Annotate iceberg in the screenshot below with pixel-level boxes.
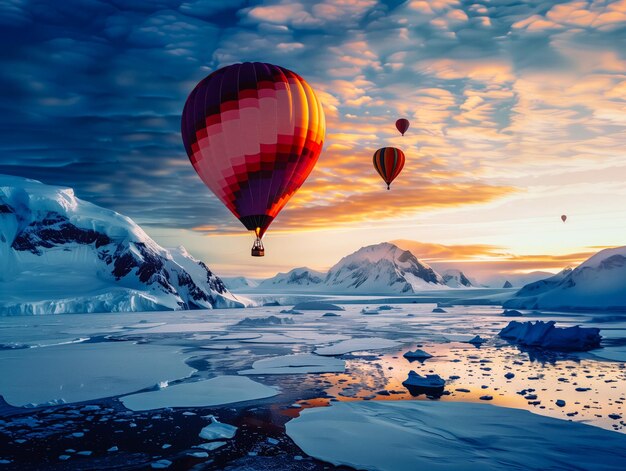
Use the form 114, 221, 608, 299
499, 321, 601, 351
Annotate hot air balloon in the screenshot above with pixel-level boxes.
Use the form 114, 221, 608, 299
561, 215, 567, 223
181, 62, 326, 257
395, 118, 410, 136
373, 147, 405, 190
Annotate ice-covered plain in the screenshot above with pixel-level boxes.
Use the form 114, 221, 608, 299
1, 299, 625, 469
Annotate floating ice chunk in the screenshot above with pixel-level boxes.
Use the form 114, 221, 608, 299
403, 349, 433, 360
322, 312, 340, 317
432, 308, 447, 313
236, 316, 294, 327
151, 460, 172, 469
238, 354, 345, 375
444, 334, 485, 344
502, 310, 523, 317
280, 309, 303, 315
196, 441, 227, 451
209, 333, 262, 341
315, 338, 401, 356
199, 417, 237, 441
188, 451, 209, 458
120, 376, 279, 411
292, 302, 344, 311
360, 307, 380, 315
0, 342, 194, 406
499, 321, 601, 351
402, 371, 445, 393
286, 401, 626, 471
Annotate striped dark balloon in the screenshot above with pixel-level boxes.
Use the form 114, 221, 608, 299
181, 62, 325, 239
373, 147, 405, 190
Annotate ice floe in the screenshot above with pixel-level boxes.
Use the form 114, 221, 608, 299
238, 354, 345, 375
286, 401, 626, 471
314, 337, 401, 356
120, 376, 279, 411
0, 342, 194, 406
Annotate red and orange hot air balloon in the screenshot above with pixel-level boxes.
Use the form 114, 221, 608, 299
373, 147, 405, 190
395, 118, 410, 136
181, 62, 326, 257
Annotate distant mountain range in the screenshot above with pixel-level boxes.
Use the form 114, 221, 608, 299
0, 175, 243, 314
225, 242, 475, 294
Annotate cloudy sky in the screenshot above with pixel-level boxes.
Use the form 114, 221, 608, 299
1, 0, 625, 280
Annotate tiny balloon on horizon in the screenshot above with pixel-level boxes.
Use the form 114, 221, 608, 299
561, 215, 567, 222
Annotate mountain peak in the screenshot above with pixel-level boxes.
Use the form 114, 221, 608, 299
0, 175, 243, 314
325, 242, 445, 293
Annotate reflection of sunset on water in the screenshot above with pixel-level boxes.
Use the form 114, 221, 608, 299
288, 341, 625, 432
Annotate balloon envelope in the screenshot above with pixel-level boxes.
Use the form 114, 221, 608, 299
395, 118, 410, 136
561, 215, 567, 222
373, 147, 405, 190
181, 62, 325, 238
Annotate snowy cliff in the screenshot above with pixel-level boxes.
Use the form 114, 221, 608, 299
504, 248, 626, 311
0, 175, 243, 314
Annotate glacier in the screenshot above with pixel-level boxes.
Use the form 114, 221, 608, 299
0, 175, 243, 314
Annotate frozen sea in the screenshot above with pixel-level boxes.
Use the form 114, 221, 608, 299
1, 293, 625, 470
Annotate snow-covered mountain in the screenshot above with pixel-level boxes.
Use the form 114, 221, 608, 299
441, 269, 473, 288
504, 248, 626, 311
484, 271, 555, 288
0, 175, 243, 314
323, 243, 447, 293
221, 276, 260, 291
258, 267, 324, 290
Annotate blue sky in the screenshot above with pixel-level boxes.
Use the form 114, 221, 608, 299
1, 0, 625, 278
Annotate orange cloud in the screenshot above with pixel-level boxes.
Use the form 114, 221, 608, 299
393, 240, 600, 280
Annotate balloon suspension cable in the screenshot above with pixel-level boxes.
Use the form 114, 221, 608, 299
251, 227, 265, 257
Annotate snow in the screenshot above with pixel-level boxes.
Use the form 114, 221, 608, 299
286, 401, 626, 471
499, 320, 602, 351
199, 416, 237, 440
315, 337, 401, 356
505, 248, 626, 311
0, 175, 242, 314
120, 376, 279, 411
238, 354, 345, 375
257, 267, 325, 289
442, 269, 473, 288
292, 301, 344, 311
0, 342, 194, 406
221, 276, 260, 290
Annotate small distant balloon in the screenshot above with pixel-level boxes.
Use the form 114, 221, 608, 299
561, 215, 567, 223
395, 118, 410, 136
373, 147, 405, 190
